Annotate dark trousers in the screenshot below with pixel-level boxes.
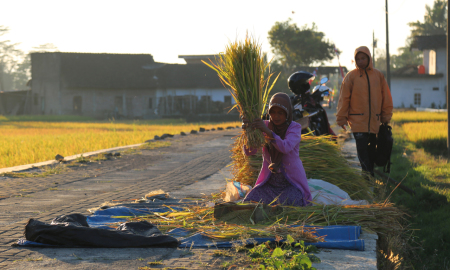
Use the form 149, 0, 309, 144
353, 132, 377, 176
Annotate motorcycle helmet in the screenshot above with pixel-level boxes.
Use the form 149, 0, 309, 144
288, 71, 315, 95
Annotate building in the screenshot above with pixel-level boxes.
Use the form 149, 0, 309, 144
390, 35, 447, 108
30, 52, 236, 119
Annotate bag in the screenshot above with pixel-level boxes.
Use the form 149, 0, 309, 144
375, 123, 393, 173
223, 181, 252, 202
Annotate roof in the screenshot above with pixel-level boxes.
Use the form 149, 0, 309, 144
155, 64, 223, 89
294, 66, 348, 75
178, 55, 218, 65
58, 53, 158, 89
31, 52, 224, 90
412, 35, 447, 50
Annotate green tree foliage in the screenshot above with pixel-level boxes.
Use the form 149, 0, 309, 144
0, 25, 26, 91
267, 19, 336, 94
375, 40, 423, 72
375, 0, 446, 72
268, 19, 335, 75
0, 26, 39, 91
408, 0, 447, 36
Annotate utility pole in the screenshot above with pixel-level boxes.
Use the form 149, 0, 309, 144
385, 0, 391, 89
447, 0, 449, 155
373, 30, 377, 68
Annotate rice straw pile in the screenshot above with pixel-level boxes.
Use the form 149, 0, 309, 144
230, 132, 372, 200
123, 201, 405, 241
203, 33, 279, 149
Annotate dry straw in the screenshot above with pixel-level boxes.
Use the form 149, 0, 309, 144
124, 201, 405, 241
203, 33, 279, 149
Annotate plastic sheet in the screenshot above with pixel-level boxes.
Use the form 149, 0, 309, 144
16, 206, 365, 251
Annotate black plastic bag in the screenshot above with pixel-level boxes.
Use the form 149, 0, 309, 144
24, 214, 178, 248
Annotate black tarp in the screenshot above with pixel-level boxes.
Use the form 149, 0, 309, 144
24, 214, 178, 248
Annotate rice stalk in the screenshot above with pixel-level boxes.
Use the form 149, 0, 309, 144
123, 201, 406, 241
203, 33, 279, 149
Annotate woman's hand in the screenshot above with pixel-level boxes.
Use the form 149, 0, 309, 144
251, 119, 274, 140
242, 117, 250, 130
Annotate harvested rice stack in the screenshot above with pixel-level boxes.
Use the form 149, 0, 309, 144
203, 34, 279, 149
279, 203, 406, 235
128, 201, 406, 240
230, 133, 372, 200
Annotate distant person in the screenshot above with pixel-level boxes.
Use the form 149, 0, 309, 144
336, 46, 393, 177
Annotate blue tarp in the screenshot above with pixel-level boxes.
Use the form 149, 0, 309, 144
17, 206, 364, 251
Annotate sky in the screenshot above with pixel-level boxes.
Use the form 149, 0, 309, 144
0, 0, 438, 70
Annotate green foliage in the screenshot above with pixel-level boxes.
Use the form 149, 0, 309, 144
375, 44, 423, 72
408, 0, 447, 37
375, 1, 446, 72
247, 237, 320, 270
0, 25, 29, 91
268, 19, 335, 74
388, 121, 450, 268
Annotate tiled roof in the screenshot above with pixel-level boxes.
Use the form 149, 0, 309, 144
412, 35, 446, 50
32, 52, 224, 89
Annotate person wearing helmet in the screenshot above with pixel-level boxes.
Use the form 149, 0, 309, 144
336, 46, 393, 177
241, 93, 312, 206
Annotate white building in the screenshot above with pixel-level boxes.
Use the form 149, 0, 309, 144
390, 35, 447, 108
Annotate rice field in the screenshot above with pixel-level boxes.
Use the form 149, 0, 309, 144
392, 111, 447, 123
402, 121, 447, 144
388, 112, 450, 268
0, 116, 240, 169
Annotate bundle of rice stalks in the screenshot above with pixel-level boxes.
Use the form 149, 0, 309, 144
278, 202, 407, 235
124, 201, 406, 241
124, 204, 323, 243
230, 132, 372, 200
203, 33, 279, 149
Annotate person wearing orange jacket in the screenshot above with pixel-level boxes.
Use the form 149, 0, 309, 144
336, 46, 393, 176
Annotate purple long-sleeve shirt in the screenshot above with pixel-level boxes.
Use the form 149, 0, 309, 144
243, 120, 312, 205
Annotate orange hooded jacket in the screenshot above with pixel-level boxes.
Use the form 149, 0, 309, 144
336, 46, 393, 134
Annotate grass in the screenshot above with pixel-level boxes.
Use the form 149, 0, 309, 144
0, 116, 240, 168
392, 111, 447, 123
387, 113, 450, 269
402, 121, 447, 155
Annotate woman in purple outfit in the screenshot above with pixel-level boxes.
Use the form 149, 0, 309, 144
242, 93, 312, 206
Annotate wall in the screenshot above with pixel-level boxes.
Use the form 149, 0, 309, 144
59, 88, 157, 119
31, 53, 62, 115
391, 77, 446, 108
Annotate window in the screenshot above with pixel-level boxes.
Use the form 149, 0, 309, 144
114, 96, 123, 114
148, 97, 153, 109
433, 87, 439, 91
73, 96, 82, 114
414, 93, 421, 106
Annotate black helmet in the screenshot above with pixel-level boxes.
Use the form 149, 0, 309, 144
288, 71, 315, 95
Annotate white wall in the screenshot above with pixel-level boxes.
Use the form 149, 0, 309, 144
391, 77, 446, 108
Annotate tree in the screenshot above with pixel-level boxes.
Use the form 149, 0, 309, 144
375, 1, 445, 72
408, 0, 447, 36
375, 38, 423, 72
0, 25, 30, 90
268, 19, 335, 75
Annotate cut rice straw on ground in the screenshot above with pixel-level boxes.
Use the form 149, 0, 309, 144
203, 33, 279, 149
123, 201, 405, 242
231, 132, 372, 200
